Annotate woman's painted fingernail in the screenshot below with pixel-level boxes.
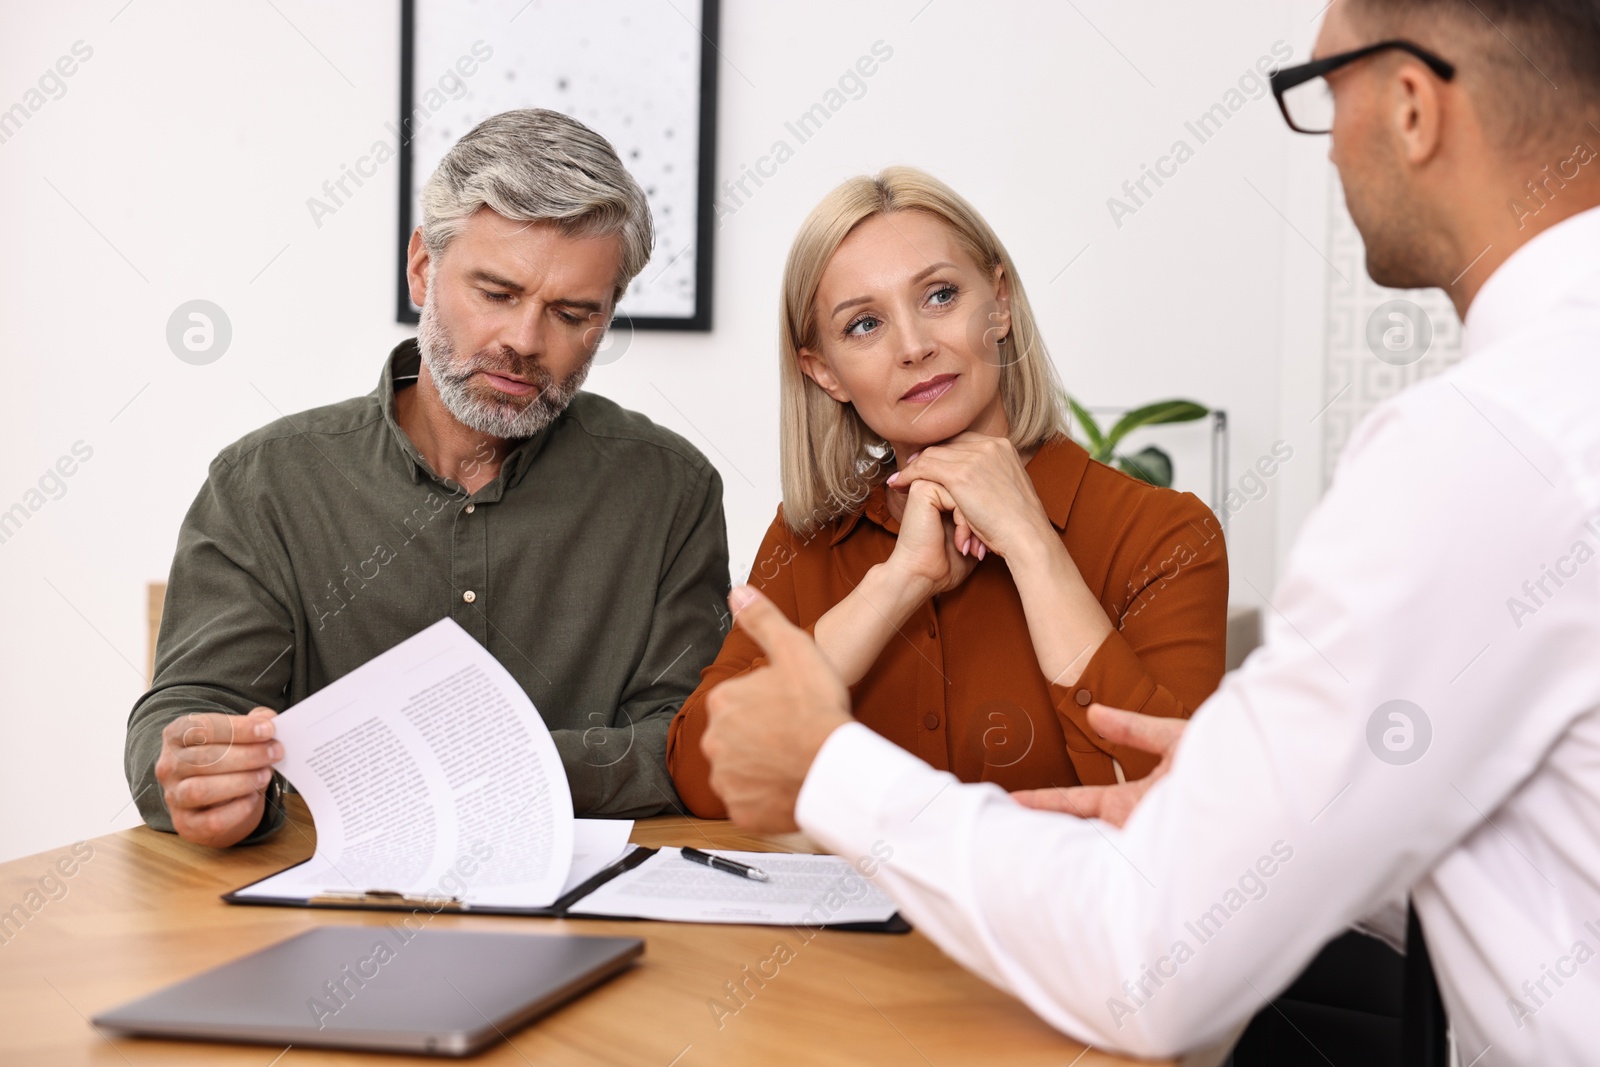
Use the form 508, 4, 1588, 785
907, 451, 921, 464
886, 472, 899, 487
960, 537, 970, 555
977, 543, 988, 561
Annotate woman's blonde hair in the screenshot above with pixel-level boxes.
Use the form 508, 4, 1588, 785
778, 166, 1070, 534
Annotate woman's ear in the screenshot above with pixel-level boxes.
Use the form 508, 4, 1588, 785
798, 347, 852, 403
991, 262, 1013, 343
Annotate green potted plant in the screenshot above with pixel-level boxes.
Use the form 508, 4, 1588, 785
1066, 395, 1210, 488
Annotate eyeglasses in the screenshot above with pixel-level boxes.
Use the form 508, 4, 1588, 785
1270, 40, 1456, 134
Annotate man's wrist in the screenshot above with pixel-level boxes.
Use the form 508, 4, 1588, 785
796, 721, 936, 853
799, 714, 853, 774
795, 721, 872, 835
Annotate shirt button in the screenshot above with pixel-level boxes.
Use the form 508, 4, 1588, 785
923, 713, 939, 730
462, 590, 477, 604
464, 504, 475, 514
1075, 689, 1092, 706
926, 621, 937, 639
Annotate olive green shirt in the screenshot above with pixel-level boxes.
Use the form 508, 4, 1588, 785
126, 340, 730, 838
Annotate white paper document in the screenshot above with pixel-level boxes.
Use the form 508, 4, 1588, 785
232, 618, 631, 910
571, 848, 899, 925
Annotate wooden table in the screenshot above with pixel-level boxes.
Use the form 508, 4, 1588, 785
0, 798, 1177, 1066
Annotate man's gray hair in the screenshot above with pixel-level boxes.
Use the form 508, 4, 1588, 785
419, 108, 653, 303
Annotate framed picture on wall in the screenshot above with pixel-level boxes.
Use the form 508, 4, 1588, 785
396, 0, 720, 330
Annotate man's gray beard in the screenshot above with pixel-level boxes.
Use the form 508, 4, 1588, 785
416, 294, 591, 440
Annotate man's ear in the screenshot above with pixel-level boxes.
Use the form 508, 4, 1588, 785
798, 347, 852, 403
406, 228, 432, 309
1392, 60, 1446, 166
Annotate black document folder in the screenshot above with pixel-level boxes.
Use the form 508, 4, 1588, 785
223, 846, 911, 933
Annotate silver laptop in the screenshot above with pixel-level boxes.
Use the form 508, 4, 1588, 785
92, 926, 644, 1056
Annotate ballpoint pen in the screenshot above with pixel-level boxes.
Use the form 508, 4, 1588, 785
680, 847, 769, 881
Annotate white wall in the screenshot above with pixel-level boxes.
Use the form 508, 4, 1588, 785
0, 0, 1335, 861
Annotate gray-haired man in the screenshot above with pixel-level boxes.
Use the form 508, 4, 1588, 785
128, 109, 729, 847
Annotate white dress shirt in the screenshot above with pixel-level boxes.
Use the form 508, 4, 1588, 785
796, 205, 1600, 1064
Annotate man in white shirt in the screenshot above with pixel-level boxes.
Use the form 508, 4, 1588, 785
697, 1, 1600, 1062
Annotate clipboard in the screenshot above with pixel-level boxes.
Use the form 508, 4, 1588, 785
223, 848, 912, 933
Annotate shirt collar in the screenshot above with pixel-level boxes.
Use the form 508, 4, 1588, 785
827, 433, 1091, 545
374, 339, 556, 492
377, 340, 429, 484
1465, 203, 1600, 356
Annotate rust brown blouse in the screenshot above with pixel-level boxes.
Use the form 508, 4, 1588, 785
666, 434, 1229, 818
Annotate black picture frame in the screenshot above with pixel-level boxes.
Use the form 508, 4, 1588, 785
395, 0, 720, 331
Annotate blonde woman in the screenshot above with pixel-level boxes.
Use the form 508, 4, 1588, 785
667, 167, 1228, 817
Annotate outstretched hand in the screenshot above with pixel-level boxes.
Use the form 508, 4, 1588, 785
1011, 704, 1186, 827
